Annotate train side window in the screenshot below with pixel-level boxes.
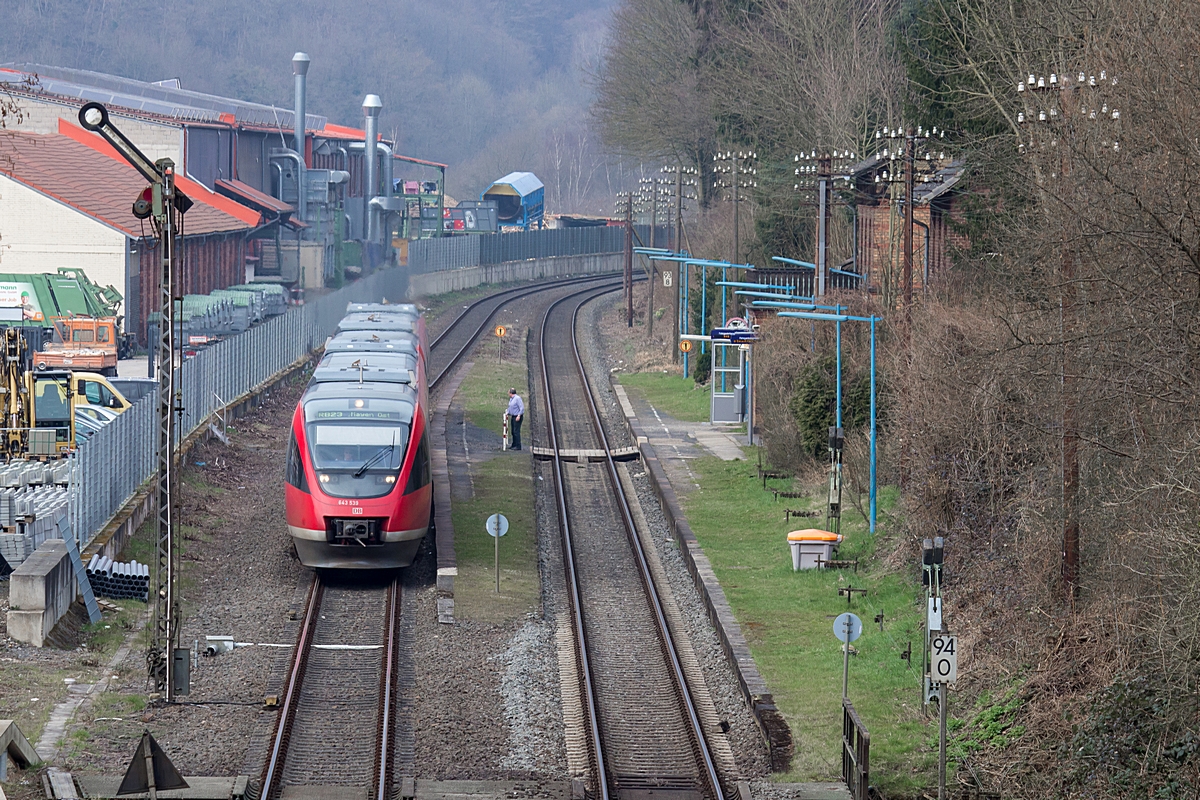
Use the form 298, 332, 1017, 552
405, 431, 431, 494
286, 433, 309, 492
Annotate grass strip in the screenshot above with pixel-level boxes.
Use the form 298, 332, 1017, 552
620, 371, 711, 423
449, 331, 539, 622
681, 455, 934, 793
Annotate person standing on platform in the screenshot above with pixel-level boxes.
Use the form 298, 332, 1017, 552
507, 388, 525, 450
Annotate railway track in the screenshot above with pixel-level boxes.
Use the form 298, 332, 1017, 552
429, 273, 623, 390
537, 286, 728, 800
258, 273, 625, 799
259, 574, 401, 799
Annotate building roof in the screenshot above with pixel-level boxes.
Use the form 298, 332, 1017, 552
215, 179, 294, 216
484, 172, 543, 198
0, 130, 260, 238
0, 64, 326, 131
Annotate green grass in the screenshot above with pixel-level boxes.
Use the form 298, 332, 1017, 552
454, 331, 529, 435
449, 331, 539, 622
619, 371, 711, 423
681, 455, 934, 793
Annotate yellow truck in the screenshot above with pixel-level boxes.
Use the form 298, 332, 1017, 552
0, 327, 131, 458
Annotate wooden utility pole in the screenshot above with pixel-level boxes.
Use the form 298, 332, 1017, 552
625, 194, 633, 327
647, 187, 656, 340
817, 154, 832, 296
903, 130, 915, 316
733, 160, 740, 265
1061, 149, 1079, 603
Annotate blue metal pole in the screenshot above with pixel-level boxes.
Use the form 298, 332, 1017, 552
721, 266, 728, 325
701, 265, 707, 355
836, 307, 842, 429
869, 316, 877, 533
720, 266, 728, 385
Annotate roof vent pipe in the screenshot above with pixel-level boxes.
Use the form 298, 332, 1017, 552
363, 94, 382, 243
292, 53, 310, 163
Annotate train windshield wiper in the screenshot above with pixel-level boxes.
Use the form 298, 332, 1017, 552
354, 432, 396, 478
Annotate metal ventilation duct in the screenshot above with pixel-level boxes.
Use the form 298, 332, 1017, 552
363, 94, 382, 242
292, 53, 311, 161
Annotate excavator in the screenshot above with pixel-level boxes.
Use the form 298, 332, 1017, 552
0, 328, 127, 459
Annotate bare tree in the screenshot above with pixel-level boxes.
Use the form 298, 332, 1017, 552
592, 0, 717, 191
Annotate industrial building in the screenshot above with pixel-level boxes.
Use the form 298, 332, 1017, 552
0, 59, 433, 343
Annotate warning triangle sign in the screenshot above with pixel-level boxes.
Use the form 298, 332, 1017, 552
116, 730, 189, 795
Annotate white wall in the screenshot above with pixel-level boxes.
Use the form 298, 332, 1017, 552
7, 95, 182, 164
0, 175, 127, 291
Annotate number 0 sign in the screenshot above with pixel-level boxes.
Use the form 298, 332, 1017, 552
930, 634, 958, 686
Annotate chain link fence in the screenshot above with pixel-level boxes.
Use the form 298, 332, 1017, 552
67, 268, 409, 551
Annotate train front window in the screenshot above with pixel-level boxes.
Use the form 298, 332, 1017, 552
303, 396, 414, 499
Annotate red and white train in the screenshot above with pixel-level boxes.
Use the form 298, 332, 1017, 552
285, 303, 433, 569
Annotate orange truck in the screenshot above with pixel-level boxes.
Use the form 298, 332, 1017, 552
35, 317, 120, 377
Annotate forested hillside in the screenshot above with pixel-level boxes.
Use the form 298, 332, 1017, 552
0, 0, 621, 210
595, 1, 1200, 797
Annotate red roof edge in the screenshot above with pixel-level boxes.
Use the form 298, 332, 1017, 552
318, 123, 370, 140
58, 118, 261, 228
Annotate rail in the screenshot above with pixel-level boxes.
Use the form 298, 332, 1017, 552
538, 281, 725, 800
258, 576, 402, 800
842, 698, 871, 800
428, 273, 622, 390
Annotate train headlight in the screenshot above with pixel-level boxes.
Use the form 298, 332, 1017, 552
383, 475, 396, 484
319, 474, 330, 483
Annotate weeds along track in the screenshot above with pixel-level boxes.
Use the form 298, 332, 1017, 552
537, 285, 728, 800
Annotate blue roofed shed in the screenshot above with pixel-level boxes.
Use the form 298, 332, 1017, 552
481, 171, 544, 230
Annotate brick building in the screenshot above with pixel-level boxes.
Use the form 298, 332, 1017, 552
851, 156, 967, 297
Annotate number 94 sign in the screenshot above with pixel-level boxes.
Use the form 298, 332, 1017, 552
930, 634, 958, 686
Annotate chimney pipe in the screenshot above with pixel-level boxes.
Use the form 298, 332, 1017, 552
292, 53, 310, 163
363, 94, 382, 243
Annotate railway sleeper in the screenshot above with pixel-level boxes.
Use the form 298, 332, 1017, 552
531, 445, 640, 463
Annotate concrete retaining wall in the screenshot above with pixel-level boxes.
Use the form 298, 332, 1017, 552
408, 253, 623, 297
7, 539, 73, 647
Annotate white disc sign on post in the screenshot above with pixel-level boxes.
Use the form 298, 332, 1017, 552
833, 612, 862, 643
486, 513, 509, 594
833, 612, 862, 700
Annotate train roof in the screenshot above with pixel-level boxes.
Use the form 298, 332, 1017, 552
313, 352, 417, 385
303, 378, 418, 407
325, 332, 418, 355
337, 313, 416, 333
346, 302, 419, 317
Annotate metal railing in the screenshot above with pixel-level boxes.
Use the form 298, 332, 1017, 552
842, 699, 871, 800
407, 225, 668, 274
67, 268, 409, 551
